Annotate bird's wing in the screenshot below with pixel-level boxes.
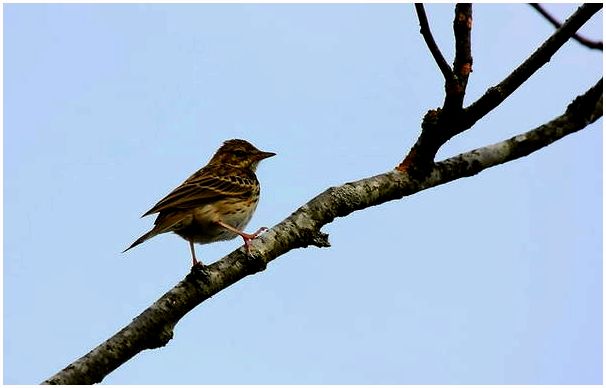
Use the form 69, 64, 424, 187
142, 169, 254, 216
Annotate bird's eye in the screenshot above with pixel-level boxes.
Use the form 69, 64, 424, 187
233, 150, 247, 158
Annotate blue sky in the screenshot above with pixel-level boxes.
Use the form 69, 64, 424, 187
4, 3, 602, 384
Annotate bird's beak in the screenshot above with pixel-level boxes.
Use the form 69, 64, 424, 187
257, 150, 276, 160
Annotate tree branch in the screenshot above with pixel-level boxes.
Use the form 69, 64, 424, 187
399, 3, 601, 173
530, 3, 603, 51
414, 3, 453, 81
42, 78, 602, 385
464, 3, 602, 128
444, 3, 473, 111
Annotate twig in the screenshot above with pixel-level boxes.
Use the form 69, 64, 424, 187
530, 3, 603, 51
414, 3, 453, 81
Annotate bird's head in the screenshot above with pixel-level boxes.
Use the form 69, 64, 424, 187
209, 139, 276, 171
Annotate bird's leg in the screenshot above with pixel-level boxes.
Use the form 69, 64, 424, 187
189, 240, 204, 267
215, 220, 269, 252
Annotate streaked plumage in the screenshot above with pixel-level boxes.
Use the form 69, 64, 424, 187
123, 139, 275, 267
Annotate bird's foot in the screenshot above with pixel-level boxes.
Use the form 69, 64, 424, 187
241, 227, 269, 252
237, 227, 268, 272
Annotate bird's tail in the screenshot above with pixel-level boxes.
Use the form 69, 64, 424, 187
122, 229, 158, 254
123, 213, 190, 254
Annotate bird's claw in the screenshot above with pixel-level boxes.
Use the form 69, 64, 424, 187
251, 226, 269, 238
241, 226, 270, 253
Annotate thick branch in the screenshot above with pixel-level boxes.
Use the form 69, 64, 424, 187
415, 4, 453, 81
43, 78, 602, 385
530, 3, 603, 50
464, 3, 602, 128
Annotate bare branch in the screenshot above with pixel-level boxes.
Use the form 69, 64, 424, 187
464, 3, 602, 128
530, 3, 603, 50
43, 78, 602, 385
399, 3, 600, 174
414, 4, 453, 81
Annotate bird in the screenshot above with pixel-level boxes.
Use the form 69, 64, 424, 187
123, 139, 276, 267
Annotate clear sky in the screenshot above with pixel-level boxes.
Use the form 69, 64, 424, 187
4, 3, 602, 385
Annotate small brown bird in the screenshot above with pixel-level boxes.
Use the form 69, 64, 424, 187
124, 139, 276, 267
